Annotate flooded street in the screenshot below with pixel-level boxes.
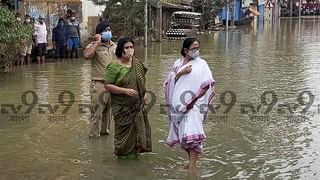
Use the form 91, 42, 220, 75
1, 17, 320, 179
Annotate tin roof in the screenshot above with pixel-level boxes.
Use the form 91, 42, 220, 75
161, 2, 192, 10
24, 0, 80, 2
173, 11, 202, 16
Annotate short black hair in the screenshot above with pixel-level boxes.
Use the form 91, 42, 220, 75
67, 9, 73, 14
115, 38, 135, 58
95, 20, 110, 34
180, 38, 199, 57
24, 14, 30, 18
58, 18, 64, 22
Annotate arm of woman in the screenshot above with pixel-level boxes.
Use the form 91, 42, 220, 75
105, 63, 138, 96
105, 84, 137, 96
175, 65, 192, 82
105, 84, 127, 94
105, 84, 138, 96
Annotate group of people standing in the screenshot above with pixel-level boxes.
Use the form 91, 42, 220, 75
15, 9, 81, 66
52, 10, 81, 60
84, 20, 215, 170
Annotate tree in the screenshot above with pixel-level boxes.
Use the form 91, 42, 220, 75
89, 0, 144, 38
0, 7, 33, 69
90, 0, 158, 38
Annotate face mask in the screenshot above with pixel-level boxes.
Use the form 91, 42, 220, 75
25, 19, 31, 23
123, 49, 134, 59
189, 49, 200, 59
16, 17, 21, 21
101, 31, 112, 41
58, 22, 64, 27
71, 17, 76, 21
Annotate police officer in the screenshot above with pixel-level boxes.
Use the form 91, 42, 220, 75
83, 21, 116, 138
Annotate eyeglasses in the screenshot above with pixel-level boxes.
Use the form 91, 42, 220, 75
124, 46, 134, 49
189, 47, 201, 51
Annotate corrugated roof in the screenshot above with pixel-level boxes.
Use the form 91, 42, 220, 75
173, 11, 201, 16
161, 2, 192, 10
24, 0, 80, 2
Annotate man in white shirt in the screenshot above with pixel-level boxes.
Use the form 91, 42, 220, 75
34, 15, 48, 64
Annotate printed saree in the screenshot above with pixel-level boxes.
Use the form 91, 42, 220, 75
105, 58, 152, 157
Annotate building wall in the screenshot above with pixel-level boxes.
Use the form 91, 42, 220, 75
257, 0, 264, 21
258, 3, 265, 21
80, 0, 105, 29
80, 0, 105, 39
87, 16, 100, 34
242, 0, 252, 8
220, 0, 267, 21
220, 0, 242, 21
24, 0, 82, 36
235, 0, 242, 20
162, 8, 175, 34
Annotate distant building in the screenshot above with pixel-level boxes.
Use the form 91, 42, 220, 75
220, 0, 263, 22
80, 0, 105, 31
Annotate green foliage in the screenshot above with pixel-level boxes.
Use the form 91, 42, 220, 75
104, 0, 145, 37
89, 0, 231, 34
0, 7, 33, 66
90, 0, 157, 38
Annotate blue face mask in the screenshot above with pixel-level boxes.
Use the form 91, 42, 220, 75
101, 31, 112, 41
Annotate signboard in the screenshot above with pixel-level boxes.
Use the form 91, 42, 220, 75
265, 0, 274, 8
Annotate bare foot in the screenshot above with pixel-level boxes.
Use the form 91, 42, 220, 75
187, 165, 197, 172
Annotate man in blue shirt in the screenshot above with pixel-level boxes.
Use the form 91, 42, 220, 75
52, 18, 67, 59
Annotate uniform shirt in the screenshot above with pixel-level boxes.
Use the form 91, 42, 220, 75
86, 41, 117, 80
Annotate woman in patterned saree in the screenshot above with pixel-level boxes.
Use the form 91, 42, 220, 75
105, 38, 152, 158
165, 38, 215, 170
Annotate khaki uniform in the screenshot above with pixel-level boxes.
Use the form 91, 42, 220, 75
88, 41, 117, 137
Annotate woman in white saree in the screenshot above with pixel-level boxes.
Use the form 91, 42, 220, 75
164, 38, 215, 170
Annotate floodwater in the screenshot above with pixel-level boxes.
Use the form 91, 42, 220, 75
1, 17, 320, 179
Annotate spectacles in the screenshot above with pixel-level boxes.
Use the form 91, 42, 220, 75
124, 46, 134, 49
189, 47, 200, 51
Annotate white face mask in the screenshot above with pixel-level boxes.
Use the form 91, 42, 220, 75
189, 49, 200, 59
71, 17, 76, 21
16, 17, 21, 21
26, 19, 31, 23
123, 49, 134, 59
